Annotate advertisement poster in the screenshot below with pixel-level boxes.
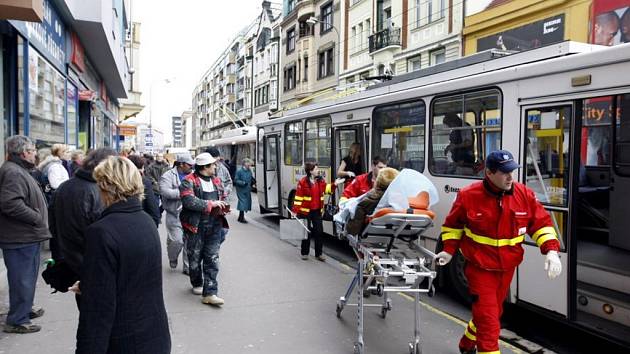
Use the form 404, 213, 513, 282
591, 0, 630, 46
28, 51, 39, 93
477, 14, 565, 52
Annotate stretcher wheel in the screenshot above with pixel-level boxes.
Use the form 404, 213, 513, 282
381, 307, 387, 319
354, 342, 363, 354
408, 342, 421, 354
336, 303, 343, 318
376, 284, 384, 296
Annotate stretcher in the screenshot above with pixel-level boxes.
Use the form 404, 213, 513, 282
336, 209, 437, 354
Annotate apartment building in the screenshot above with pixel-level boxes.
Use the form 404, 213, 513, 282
119, 22, 144, 126
252, 3, 282, 125
341, 0, 463, 85
193, 1, 281, 149
280, 0, 342, 110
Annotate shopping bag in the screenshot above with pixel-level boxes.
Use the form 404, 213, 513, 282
280, 218, 309, 240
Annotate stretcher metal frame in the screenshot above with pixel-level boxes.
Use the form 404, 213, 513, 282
336, 213, 437, 354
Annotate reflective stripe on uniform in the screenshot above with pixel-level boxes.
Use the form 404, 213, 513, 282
464, 227, 524, 247
294, 196, 304, 201
302, 196, 312, 201
531, 226, 558, 247
441, 226, 464, 241
535, 234, 558, 247
478, 351, 500, 354
468, 320, 476, 332
293, 201, 302, 206
464, 327, 477, 341
300, 208, 310, 213
325, 183, 332, 195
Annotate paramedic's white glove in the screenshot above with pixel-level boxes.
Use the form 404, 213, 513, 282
334, 178, 346, 186
435, 251, 453, 266
346, 171, 355, 178
544, 250, 562, 279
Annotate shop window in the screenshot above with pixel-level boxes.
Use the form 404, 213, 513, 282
67, 84, 77, 146
372, 100, 426, 171
285, 121, 303, 165
305, 116, 331, 166
430, 89, 502, 177
18, 42, 66, 145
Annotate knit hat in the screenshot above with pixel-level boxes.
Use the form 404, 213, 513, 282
375, 167, 399, 190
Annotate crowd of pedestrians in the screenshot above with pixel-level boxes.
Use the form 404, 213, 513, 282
0, 136, 248, 353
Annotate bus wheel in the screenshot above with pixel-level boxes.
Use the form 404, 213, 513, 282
447, 251, 471, 305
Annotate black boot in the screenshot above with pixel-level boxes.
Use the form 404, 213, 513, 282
238, 211, 246, 223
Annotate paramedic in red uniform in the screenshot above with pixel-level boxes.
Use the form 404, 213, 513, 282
435, 150, 562, 354
340, 156, 387, 202
293, 161, 344, 261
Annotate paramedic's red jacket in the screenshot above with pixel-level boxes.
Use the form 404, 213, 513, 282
292, 176, 333, 216
341, 172, 373, 201
441, 179, 560, 271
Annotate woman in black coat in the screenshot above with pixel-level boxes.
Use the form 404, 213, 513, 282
128, 155, 161, 226
73, 156, 170, 354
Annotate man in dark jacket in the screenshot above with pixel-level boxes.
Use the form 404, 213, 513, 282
0, 135, 51, 334
52, 148, 117, 288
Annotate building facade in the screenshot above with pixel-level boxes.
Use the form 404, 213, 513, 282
118, 20, 144, 149
279, 0, 342, 110
0, 0, 130, 162
171, 115, 182, 147
252, 2, 282, 125
340, 0, 463, 86
181, 110, 193, 149
462, 0, 593, 55
192, 1, 281, 150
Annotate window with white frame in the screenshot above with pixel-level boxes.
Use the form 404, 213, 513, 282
318, 47, 334, 79
431, 48, 446, 65
407, 55, 421, 72
287, 27, 296, 53
321, 2, 333, 33
415, 0, 421, 28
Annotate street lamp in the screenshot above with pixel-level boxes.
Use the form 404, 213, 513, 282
306, 16, 340, 88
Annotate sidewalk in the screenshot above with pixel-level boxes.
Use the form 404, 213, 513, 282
0, 211, 523, 353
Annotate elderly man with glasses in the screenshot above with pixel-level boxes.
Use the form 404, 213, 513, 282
0, 135, 51, 333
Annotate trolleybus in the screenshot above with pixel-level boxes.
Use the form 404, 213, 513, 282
255, 41, 630, 347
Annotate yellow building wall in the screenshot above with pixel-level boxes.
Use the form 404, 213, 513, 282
463, 0, 592, 55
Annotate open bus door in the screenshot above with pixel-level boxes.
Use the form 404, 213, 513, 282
333, 124, 369, 193
263, 134, 281, 212
520, 103, 572, 317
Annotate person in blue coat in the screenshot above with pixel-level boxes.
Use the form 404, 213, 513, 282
234, 158, 253, 223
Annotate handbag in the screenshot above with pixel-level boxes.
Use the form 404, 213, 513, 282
41, 259, 79, 293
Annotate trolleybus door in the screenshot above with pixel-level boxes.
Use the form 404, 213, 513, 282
264, 134, 281, 210
334, 124, 367, 188
519, 103, 573, 317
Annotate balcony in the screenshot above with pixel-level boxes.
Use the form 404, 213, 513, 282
369, 27, 401, 54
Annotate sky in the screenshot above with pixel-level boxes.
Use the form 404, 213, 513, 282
130, 0, 274, 143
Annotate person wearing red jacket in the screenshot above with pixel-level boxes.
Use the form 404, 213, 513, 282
293, 161, 344, 261
340, 156, 387, 202
435, 150, 562, 354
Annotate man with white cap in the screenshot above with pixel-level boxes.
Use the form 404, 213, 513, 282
435, 150, 562, 354
159, 153, 194, 274
179, 153, 229, 306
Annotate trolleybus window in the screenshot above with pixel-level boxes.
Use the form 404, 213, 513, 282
266, 136, 278, 171
525, 106, 571, 207
371, 100, 425, 171
430, 89, 501, 177
285, 121, 303, 165
257, 128, 264, 163
305, 117, 332, 166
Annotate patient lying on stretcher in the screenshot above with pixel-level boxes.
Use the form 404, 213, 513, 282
345, 168, 399, 235
345, 168, 439, 237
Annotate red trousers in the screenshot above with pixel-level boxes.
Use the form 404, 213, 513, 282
458, 263, 515, 354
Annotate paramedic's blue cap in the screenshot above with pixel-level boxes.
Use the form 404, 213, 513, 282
486, 150, 521, 173
176, 153, 194, 165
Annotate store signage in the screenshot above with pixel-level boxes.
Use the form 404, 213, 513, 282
70, 32, 86, 72
9, 0, 66, 71
477, 14, 565, 52
118, 125, 137, 136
